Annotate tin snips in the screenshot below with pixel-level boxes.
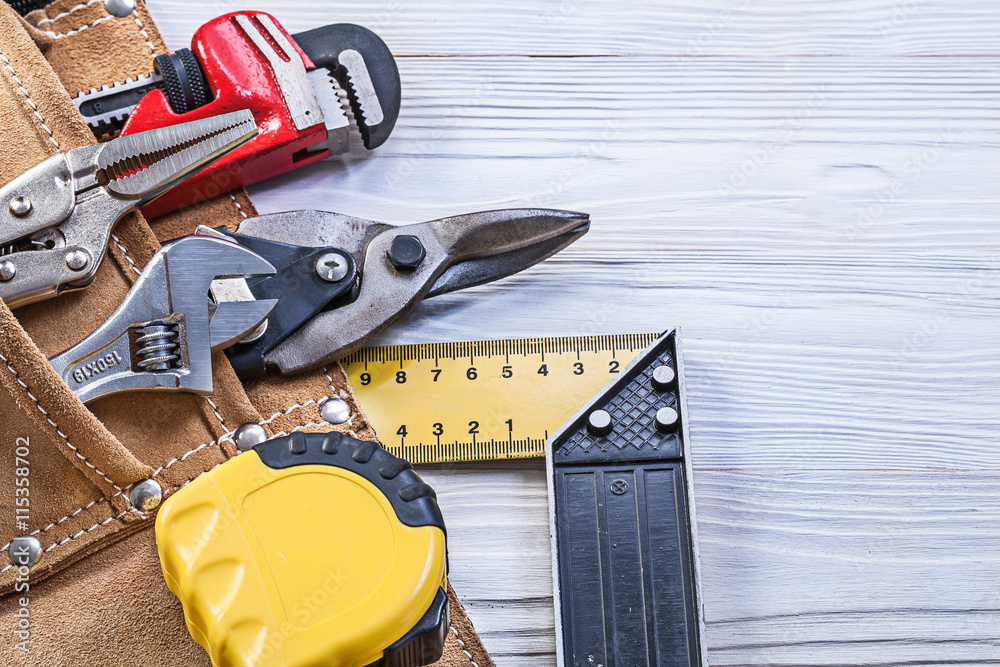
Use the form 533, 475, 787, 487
214, 208, 591, 379
46, 207, 590, 401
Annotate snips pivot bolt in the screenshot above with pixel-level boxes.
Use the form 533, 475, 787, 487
320, 397, 351, 425
234, 423, 268, 451
65, 249, 90, 271
8, 535, 42, 567
315, 252, 350, 282
8, 196, 31, 217
387, 235, 425, 271
104, 0, 136, 18
129, 479, 163, 511
217, 207, 589, 376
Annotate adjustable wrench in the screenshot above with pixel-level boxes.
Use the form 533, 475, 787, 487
48, 232, 277, 403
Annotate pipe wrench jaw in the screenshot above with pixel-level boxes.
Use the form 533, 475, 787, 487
110, 13, 401, 218
293, 23, 401, 150
46, 235, 276, 404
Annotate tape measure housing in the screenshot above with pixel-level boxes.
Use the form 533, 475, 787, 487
156, 433, 448, 667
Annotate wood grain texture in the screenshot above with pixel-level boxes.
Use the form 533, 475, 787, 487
145, 1, 999, 664
247, 57, 1000, 253
247, 57, 1000, 471
154, 0, 1000, 56
420, 463, 1000, 666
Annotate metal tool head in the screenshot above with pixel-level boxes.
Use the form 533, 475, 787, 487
75, 72, 162, 138
73, 18, 399, 156
0, 110, 258, 308
91, 109, 258, 202
292, 23, 401, 150
47, 234, 276, 403
231, 208, 589, 376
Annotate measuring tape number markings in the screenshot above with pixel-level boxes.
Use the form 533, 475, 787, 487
343, 334, 659, 464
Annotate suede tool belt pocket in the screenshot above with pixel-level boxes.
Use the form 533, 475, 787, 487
0, 1, 375, 595
0, 2, 495, 664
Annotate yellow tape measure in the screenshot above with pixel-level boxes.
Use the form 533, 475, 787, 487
157, 432, 449, 666
342, 334, 658, 463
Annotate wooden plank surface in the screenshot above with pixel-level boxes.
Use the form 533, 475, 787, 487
157, 0, 1000, 56
419, 464, 1000, 666
152, 2, 1000, 664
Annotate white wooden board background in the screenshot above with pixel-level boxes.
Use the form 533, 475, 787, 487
155, 2, 1000, 664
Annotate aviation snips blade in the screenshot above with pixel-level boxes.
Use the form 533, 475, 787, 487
211, 208, 590, 379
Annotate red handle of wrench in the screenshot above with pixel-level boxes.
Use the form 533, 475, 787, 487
122, 12, 327, 219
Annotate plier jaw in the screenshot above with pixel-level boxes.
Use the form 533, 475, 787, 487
0, 110, 258, 308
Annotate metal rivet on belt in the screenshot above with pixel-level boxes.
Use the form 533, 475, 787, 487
104, 0, 136, 18
129, 479, 163, 511
320, 397, 351, 425
8, 535, 42, 567
233, 422, 268, 451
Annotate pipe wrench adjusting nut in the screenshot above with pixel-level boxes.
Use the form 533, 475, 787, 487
155, 433, 449, 666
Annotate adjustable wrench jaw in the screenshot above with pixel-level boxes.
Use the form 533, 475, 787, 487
47, 236, 276, 404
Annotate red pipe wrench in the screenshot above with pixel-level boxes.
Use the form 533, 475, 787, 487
74, 12, 401, 218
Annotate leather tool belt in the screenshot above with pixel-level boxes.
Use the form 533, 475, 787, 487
0, 2, 492, 664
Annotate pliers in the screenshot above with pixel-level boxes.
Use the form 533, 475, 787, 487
0, 110, 258, 308
214, 208, 591, 379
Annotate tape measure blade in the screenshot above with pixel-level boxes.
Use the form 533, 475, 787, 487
344, 334, 659, 463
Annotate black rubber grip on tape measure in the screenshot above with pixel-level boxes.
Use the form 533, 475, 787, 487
153, 48, 211, 114
370, 587, 450, 667
253, 432, 445, 532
